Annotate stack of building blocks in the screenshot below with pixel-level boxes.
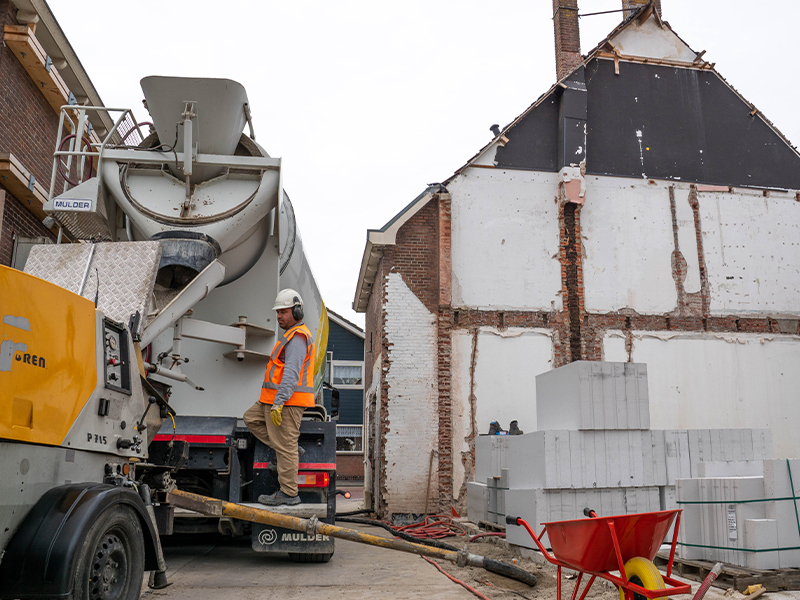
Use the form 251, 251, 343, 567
677, 459, 800, 569
468, 361, 776, 555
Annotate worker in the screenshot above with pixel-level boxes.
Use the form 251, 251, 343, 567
244, 289, 315, 506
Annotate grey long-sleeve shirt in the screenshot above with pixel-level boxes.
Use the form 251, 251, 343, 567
272, 331, 308, 407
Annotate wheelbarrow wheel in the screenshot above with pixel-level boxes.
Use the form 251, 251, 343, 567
618, 557, 666, 600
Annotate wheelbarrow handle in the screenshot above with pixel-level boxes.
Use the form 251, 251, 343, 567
506, 515, 520, 526
583, 507, 598, 518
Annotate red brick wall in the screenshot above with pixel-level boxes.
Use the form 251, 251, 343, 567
0, 190, 53, 266
622, 0, 662, 18
0, 0, 58, 266
553, 0, 582, 80
0, 1, 60, 186
335, 454, 364, 481
381, 200, 440, 313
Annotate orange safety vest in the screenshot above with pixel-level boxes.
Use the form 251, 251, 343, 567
259, 323, 315, 407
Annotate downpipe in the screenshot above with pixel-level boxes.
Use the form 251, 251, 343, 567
166, 489, 536, 587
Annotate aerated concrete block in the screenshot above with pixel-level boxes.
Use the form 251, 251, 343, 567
763, 459, 800, 568
744, 519, 779, 570
467, 482, 488, 525
676, 478, 703, 560
507, 430, 668, 490
697, 461, 764, 477
486, 468, 509, 525
535, 361, 650, 431
475, 435, 510, 483
505, 487, 661, 551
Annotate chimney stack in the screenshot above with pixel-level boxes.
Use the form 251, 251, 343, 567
552, 0, 581, 80
622, 0, 662, 18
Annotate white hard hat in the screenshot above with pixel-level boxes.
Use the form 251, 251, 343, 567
272, 289, 303, 311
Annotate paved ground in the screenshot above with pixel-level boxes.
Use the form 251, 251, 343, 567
139, 486, 800, 600
139, 522, 477, 600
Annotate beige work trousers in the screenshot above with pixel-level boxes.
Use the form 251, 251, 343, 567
243, 402, 305, 497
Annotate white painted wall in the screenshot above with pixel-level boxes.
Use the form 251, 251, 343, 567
383, 272, 438, 514
451, 328, 554, 497
603, 331, 800, 459
610, 16, 697, 63
700, 189, 800, 315
582, 177, 800, 316
449, 169, 562, 311
582, 176, 677, 313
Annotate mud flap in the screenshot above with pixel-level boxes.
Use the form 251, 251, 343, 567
252, 523, 335, 554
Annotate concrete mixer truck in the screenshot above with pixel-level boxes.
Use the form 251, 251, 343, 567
0, 76, 337, 600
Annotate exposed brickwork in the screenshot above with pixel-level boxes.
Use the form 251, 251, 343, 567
381, 201, 440, 313
0, 0, 60, 187
622, 0, 662, 18
553, 0, 582, 81
555, 184, 586, 366
436, 194, 453, 512
0, 0, 59, 266
669, 185, 710, 318
335, 454, 364, 480
0, 189, 53, 266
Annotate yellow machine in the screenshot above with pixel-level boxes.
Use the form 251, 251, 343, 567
0, 265, 168, 600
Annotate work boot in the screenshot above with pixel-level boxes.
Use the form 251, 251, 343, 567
258, 490, 301, 506
509, 420, 523, 435
488, 421, 505, 435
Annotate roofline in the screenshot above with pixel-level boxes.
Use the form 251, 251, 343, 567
352, 186, 439, 313
327, 309, 365, 339
13, 0, 114, 133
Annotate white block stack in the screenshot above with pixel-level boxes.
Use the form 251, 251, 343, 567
675, 463, 800, 570
468, 360, 784, 568
536, 361, 649, 431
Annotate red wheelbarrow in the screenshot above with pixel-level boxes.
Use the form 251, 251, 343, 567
507, 508, 692, 600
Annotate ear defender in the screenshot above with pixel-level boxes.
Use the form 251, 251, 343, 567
292, 296, 303, 321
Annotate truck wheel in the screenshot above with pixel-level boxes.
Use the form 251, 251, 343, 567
72, 505, 145, 600
288, 552, 333, 563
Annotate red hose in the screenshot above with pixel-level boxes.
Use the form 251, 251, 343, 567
422, 557, 491, 600
692, 562, 723, 600
396, 515, 467, 540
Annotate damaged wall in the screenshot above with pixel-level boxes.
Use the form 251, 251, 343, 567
603, 331, 800, 458
451, 327, 554, 502
357, 7, 800, 518
383, 272, 439, 514
449, 169, 562, 311
581, 177, 800, 315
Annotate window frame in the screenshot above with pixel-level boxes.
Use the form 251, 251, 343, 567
329, 360, 364, 390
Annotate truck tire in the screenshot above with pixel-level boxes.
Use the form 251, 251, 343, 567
72, 505, 145, 600
288, 552, 333, 563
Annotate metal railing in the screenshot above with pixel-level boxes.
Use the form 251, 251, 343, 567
49, 105, 152, 200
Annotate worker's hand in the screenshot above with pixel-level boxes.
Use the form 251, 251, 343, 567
270, 405, 283, 427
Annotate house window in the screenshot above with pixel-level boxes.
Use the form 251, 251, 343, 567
336, 425, 363, 453
331, 361, 363, 389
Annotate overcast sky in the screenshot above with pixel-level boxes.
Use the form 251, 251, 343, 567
48, 0, 799, 327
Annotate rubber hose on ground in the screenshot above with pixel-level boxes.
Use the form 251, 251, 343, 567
337, 516, 537, 587
483, 557, 538, 587
335, 509, 375, 517
336, 516, 459, 551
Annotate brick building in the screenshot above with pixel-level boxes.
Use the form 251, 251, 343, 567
354, 0, 800, 518
0, 0, 111, 267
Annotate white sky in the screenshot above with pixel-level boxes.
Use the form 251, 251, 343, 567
48, 0, 800, 327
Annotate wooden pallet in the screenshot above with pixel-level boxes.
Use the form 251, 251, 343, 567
655, 551, 800, 592
478, 520, 506, 533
